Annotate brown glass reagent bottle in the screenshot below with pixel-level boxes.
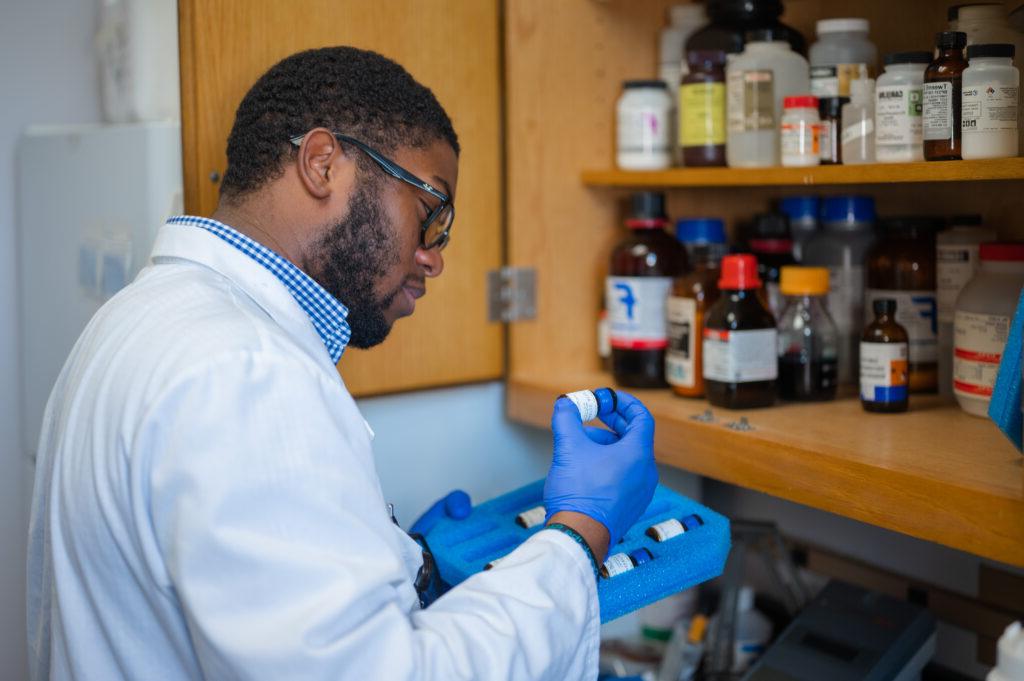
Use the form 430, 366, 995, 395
860, 299, 910, 413
608, 192, 689, 388
923, 31, 968, 161
680, 50, 727, 167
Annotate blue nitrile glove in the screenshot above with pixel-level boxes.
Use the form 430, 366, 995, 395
544, 391, 658, 547
409, 490, 472, 536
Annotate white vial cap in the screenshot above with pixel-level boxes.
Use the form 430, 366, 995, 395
516, 505, 546, 529
602, 552, 636, 578
991, 621, 1024, 681
563, 390, 599, 422
816, 18, 870, 35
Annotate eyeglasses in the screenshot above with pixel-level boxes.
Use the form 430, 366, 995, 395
290, 132, 454, 250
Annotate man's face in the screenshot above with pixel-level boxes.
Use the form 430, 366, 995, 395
305, 139, 458, 349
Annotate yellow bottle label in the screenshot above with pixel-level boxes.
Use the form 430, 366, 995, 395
679, 82, 726, 146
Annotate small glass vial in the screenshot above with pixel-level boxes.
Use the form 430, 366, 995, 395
860, 299, 910, 413
875, 52, 930, 163
680, 50, 728, 167
780, 95, 822, 167
962, 44, 1020, 160
601, 547, 654, 578
954, 243, 1024, 417
561, 387, 618, 422
923, 31, 968, 161
617, 80, 673, 170
776, 267, 840, 401
703, 255, 778, 410
818, 96, 848, 164
646, 514, 704, 542
841, 74, 876, 164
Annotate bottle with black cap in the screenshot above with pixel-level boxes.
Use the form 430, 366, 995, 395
962, 43, 1019, 160
876, 51, 931, 163
860, 299, 910, 413
607, 192, 689, 388
685, 0, 806, 56
923, 31, 968, 161
746, 212, 795, 320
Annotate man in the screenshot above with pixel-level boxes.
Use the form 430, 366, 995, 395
28, 47, 657, 680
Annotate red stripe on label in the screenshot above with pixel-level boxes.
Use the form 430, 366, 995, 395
611, 339, 669, 350
954, 380, 993, 396
703, 329, 729, 341
954, 348, 1002, 364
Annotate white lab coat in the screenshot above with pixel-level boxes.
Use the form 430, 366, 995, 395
27, 222, 600, 680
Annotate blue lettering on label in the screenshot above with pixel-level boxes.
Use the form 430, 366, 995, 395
615, 283, 637, 320
912, 295, 937, 334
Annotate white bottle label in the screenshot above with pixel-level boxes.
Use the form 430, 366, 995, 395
841, 118, 874, 146
953, 310, 1009, 399
811, 64, 867, 97
780, 120, 820, 164
864, 290, 938, 363
727, 70, 775, 133
876, 84, 923, 158
602, 552, 636, 578
648, 518, 686, 542
666, 296, 698, 388
702, 328, 778, 383
923, 81, 954, 140
606, 276, 673, 349
962, 83, 1020, 133
936, 244, 981, 323
618, 106, 671, 153
859, 342, 909, 403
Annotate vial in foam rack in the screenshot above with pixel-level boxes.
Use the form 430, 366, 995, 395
646, 514, 704, 542
561, 387, 618, 422
601, 547, 654, 578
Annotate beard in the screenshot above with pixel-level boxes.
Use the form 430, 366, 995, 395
305, 177, 403, 349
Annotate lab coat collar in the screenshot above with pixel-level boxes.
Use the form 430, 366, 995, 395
148, 220, 339, 370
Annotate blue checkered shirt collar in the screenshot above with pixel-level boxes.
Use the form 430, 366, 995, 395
167, 215, 351, 362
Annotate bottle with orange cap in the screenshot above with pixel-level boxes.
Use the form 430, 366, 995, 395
703, 254, 778, 409
776, 266, 840, 402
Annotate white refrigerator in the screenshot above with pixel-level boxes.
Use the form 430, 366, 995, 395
16, 121, 183, 460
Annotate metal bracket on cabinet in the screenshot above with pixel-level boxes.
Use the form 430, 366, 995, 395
487, 267, 537, 322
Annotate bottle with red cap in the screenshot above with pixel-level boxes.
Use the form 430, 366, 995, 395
780, 94, 822, 167
953, 242, 1024, 417
607, 192, 689, 388
703, 254, 779, 409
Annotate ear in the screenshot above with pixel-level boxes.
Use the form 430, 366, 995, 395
293, 128, 346, 200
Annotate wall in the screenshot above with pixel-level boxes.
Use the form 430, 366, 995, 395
1, 0, 103, 677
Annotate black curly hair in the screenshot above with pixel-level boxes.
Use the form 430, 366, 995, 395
219, 46, 459, 200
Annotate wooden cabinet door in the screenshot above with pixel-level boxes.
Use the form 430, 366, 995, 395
179, 0, 504, 395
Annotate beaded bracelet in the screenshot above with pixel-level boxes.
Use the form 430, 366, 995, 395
546, 523, 600, 580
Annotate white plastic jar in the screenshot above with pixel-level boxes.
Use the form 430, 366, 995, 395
962, 44, 1020, 160
875, 52, 930, 163
617, 80, 673, 170
809, 18, 877, 98
780, 95, 821, 166
953, 242, 1024, 417
726, 31, 810, 168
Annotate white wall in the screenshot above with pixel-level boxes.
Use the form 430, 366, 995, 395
1, 1, 102, 677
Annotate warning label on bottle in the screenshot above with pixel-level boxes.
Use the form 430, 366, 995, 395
953, 310, 1009, 398
702, 328, 778, 383
859, 341, 909, 403
923, 81, 954, 141
962, 83, 1020, 133
606, 276, 673, 350
727, 70, 775, 133
666, 296, 697, 388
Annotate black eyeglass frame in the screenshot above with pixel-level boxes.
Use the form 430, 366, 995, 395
289, 132, 454, 250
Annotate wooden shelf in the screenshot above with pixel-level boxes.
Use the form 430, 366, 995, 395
507, 370, 1024, 568
582, 157, 1024, 188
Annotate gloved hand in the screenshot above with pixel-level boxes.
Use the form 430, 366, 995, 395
409, 489, 472, 537
544, 391, 658, 547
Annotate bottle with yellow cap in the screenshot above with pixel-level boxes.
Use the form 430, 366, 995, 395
776, 266, 840, 401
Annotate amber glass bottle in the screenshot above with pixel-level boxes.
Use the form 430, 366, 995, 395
923, 31, 968, 161
703, 254, 778, 409
860, 299, 910, 413
607, 192, 689, 388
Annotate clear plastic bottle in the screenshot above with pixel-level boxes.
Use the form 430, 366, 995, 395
875, 52, 930, 163
809, 18, 878, 98
937, 215, 997, 398
962, 44, 1020, 160
708, 586, 772, 673
779, 196, 819, 263
841, 74, 876, 164
726, 32, 811, 167
954, 243, 1024, 417
776, 267, 840, 401
803, 196, 877, 384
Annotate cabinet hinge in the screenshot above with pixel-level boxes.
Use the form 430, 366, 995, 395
487, 266, 537, 322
